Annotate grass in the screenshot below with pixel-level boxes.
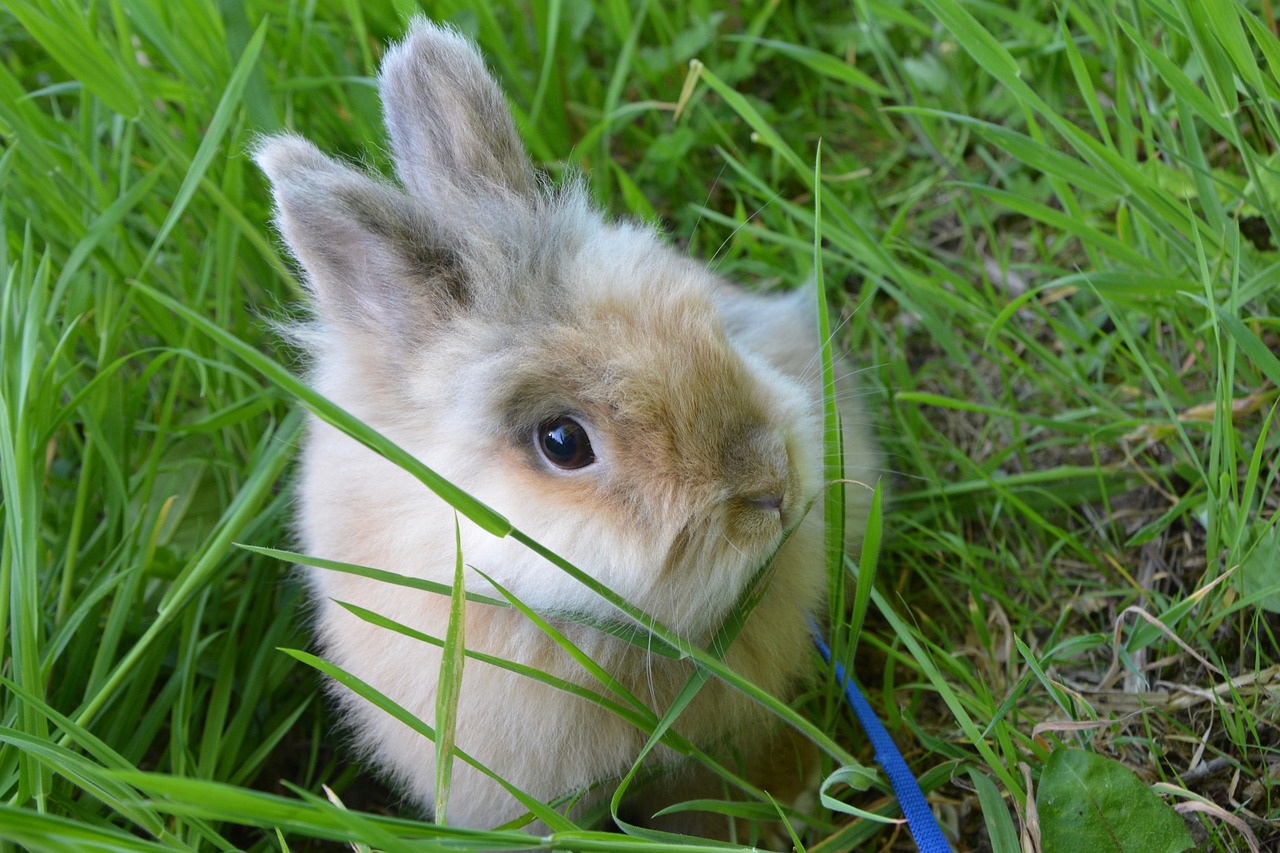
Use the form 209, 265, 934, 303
2, 0, 1278, 850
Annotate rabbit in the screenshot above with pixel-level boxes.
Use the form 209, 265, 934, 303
254, 18, 880, 841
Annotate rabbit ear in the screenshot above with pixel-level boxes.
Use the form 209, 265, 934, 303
254, 134, 467, 340
378, 19, 537, 207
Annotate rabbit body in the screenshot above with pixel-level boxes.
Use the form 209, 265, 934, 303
256, 19, 878, 833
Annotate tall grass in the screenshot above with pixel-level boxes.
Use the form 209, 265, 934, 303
2, 1, 1277, 850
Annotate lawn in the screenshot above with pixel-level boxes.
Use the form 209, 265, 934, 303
1, 0, 1278, 850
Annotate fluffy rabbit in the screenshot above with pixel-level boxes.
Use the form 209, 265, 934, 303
255, 18, 879, 839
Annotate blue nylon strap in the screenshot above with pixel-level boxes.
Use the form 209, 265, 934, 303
810, 619, 954, 852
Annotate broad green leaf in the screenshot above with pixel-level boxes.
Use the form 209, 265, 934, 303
1037, 748, 1193, 853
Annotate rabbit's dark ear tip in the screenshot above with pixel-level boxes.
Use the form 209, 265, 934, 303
252, 133, 330, 183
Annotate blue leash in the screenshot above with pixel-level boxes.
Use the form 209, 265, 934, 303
810, 619, 953, 852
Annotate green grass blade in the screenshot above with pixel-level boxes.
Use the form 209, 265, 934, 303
139, 18, 268, 274
695, 62, 808, 177
433, 517, 467, 822
1217, 309, 1280, 387
845, 481, 882, 665
968, 767, 1019, 852
6, 1, 140, 117
0, 805, 186, 853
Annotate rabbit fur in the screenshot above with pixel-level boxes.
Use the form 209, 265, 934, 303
255, 18, 880, 837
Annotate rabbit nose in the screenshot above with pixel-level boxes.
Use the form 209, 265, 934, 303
724, 427, 791, 522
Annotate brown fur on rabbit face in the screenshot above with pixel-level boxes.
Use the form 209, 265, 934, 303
256, 18, 878, 837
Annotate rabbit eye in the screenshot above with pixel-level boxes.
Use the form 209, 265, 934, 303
537, 418, 595, 470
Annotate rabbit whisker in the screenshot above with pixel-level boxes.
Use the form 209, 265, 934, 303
687, 161, 729, 254
708, 192, 782, 273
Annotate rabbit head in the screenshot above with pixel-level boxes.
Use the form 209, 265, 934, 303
255, 20, 835, 638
